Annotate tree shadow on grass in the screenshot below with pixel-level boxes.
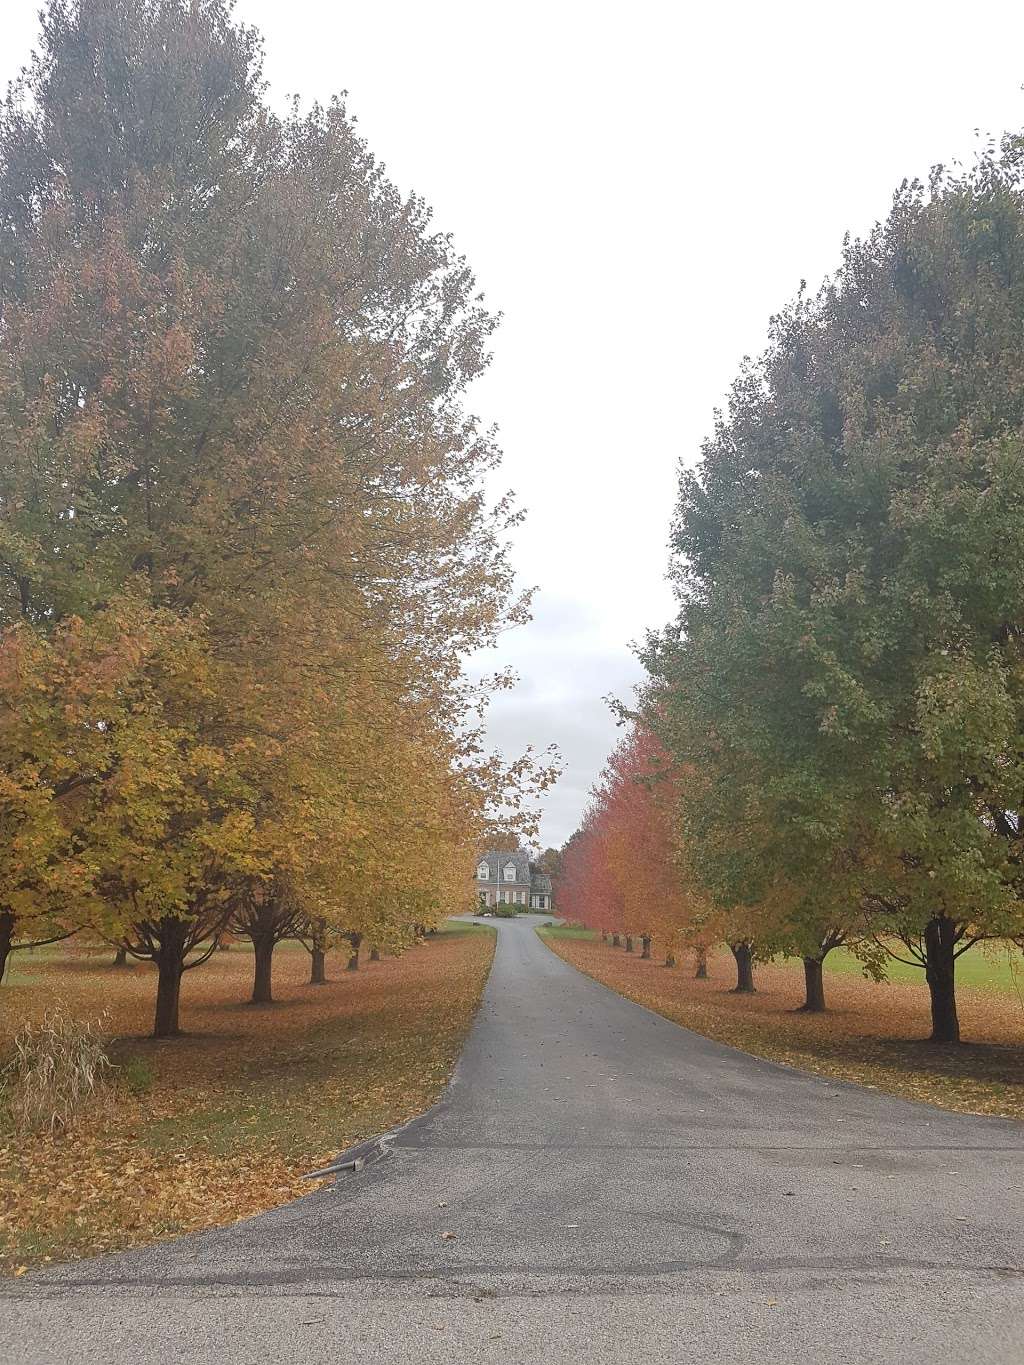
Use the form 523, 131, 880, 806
106, 1028, 251, 1057
858, 1036, 1024, 1089
204, 994, 324, 1015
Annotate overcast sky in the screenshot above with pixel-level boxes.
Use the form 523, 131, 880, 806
4, 1, 1024, 848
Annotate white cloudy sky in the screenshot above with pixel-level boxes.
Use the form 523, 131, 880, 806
4, 1, 1024, 847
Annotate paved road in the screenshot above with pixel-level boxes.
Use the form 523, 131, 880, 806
6, 915, 1024, 1364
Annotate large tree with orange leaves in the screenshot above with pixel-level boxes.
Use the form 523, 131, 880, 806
0, 0, 555, 1034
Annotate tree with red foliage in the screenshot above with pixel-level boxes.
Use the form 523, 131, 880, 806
559, 725, 717, 970
602, 729, 688, 965
557, 810, 623, 940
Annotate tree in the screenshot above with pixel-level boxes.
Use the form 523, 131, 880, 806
601, 728, 689, 966
535, 847, 563, 880
0, 589, 218, 994
557, 816, 624, 938
299, 916, 331, 987
0, 585, 263, 1035
647, 144, 1024, 1041
230, 876, 303, 1006
84, 604, 267, 1037
0, 619, 97, 981
0, 1, 554, 1034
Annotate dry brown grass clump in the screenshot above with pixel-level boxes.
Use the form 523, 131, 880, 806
2, 1004, 112, 1135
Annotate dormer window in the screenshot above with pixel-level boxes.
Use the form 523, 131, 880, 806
477, 862, 489, 880
503, 862, 517, 882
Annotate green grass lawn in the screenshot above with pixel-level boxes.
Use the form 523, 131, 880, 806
820, 942, 1024, 994
2, 942, 69, 986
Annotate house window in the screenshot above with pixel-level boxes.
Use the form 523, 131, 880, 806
477, 862, 489, 880
503, 863, 517, 882
538, 896, 547, 909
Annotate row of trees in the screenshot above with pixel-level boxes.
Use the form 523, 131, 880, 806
0, 0, 554, 1035
563, 138, 1024, 1043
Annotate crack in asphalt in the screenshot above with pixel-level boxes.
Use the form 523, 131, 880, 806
11, 1256, 1023, 1297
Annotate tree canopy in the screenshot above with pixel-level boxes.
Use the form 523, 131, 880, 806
640, 141, 1024, 1038
0, 0, 555, 1033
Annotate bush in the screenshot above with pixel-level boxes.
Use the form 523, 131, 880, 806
2, 1003, 112, 1134
493, 905, 518, 918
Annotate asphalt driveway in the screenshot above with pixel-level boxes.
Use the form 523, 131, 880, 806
6, 914, 1024, 1364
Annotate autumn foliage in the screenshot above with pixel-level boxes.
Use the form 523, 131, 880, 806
562, 136, 1024, 1047
0, 0, 554, 1037
558, 728, 702, 961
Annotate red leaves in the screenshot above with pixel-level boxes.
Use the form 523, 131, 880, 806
559, 726, 686, 942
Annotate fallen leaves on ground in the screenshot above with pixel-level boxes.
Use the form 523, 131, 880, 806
0, 927, 494, 1274
543, 935, 1024, 1119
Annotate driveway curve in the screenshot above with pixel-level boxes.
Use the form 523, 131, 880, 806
6, 914, 1024, 1364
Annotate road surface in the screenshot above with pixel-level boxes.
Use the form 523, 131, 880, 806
6, 915, 1024, 1363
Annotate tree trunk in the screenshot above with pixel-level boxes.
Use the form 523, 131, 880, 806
251, 934, 275, 1004
611, 933, 621, 947
641, 934, 652, 959
664, 952, 676, 968
799, 956, 826, 1012
347, 931, 362, 971
308, 916, 328, 984
112, 945, 128, 967
369, 945, 381, 962
152, 933, 184, 1037
0, 911, 12, 984
730, 942, 755, 993
695, 948, 708, 979
924, 914, 960, 1043
624, 935, 634, 953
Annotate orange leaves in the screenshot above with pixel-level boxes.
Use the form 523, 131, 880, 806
0, 1129, 316, 1271
560, 725, 693, 945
